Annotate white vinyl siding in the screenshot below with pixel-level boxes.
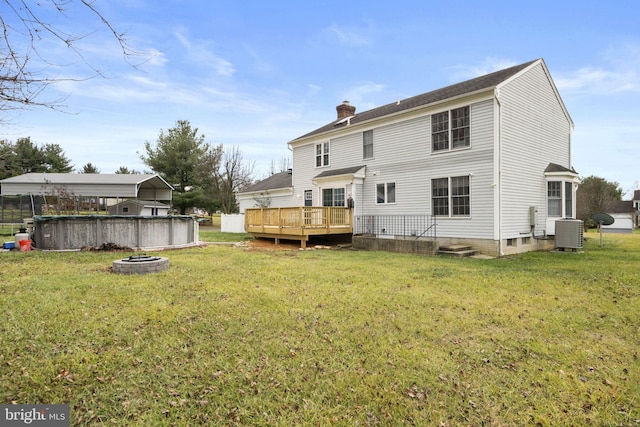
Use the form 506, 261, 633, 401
352, 100, 495, 239
498, 62, 573, 236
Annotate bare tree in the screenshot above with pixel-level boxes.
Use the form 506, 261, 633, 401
267, 156, 291, 176
1, 0, 141, 113
211, 146, 254, 214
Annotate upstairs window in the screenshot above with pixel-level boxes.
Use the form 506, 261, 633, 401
316, 142, 329, 167
363, 130, 373, 159
431, 106, 470, 152
376, 182, 396, 204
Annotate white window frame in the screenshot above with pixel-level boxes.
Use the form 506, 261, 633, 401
431, 106, 470, 153
315, 142, 330, 167
376, 182, 396, 204
547, 180, 574, 218
304, 190, 313, 203
363, 130, 373, 159
431, 176, 470, 217
322, 187, 345, 207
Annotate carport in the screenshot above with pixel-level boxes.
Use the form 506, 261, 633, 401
0, 173, 173, 217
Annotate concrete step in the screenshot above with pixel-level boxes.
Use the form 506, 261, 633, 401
437, 249, 478, 258
438, 244, 473, 252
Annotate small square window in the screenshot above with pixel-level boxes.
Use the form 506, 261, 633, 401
376, 183, 396, 204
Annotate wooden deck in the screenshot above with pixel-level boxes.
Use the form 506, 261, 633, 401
244, 207, 353, 248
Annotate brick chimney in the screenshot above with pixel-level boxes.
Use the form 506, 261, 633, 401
336, 101, 356, 120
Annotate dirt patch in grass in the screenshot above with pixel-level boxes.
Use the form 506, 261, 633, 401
243, 235, 353, 251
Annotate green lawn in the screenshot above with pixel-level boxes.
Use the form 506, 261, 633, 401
0, 232, 638, 426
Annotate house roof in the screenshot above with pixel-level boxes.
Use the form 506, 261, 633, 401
544, 163, 578, 174
634, 190, 640, 201
608, 200, 634, 213
0, 173, 174, 199
241, 170, 293, 193
112, 199, 171, 208
314, 166, 366, 179
291, 59, 539, 142
0, 173, 171, 187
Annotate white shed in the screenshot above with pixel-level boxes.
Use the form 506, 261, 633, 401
107, 200, 171, 216
603, 200, 634, 234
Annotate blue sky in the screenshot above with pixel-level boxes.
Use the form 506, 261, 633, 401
3, 0, 639, 196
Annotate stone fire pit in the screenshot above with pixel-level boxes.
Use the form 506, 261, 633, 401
112, 255, 169, 274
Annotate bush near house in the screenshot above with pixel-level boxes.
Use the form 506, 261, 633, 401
0, 234, 638, 426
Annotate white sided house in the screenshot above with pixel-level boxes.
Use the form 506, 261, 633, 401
245, 59, 579, 256
237, 170, 294, 213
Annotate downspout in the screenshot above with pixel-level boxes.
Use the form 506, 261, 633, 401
495, 89, 504, 256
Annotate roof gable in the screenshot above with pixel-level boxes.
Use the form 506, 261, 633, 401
291, 59, 539, 142
609, 200, 634, 213
241, 171, 293, 193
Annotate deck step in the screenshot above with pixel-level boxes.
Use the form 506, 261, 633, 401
437, 244, 477, 257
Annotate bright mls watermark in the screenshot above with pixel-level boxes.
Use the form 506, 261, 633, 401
1, 405, 69, 426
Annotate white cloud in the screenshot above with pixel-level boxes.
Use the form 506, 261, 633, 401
555, 44, 640, 95
449, 57, 519, 82
174, 30, 235, 76
341, 82, 386, 111
325, 23, 372, 47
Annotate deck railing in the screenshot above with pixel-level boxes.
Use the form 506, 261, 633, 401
245, 207, 353, 234
354, 215, 436, 239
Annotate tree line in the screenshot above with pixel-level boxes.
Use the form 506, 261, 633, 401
0, 120, 266, 214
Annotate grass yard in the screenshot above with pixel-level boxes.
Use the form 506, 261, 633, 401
0, 231, 638, 426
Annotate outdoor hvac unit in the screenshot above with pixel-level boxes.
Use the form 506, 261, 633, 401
555, 219, 584, 250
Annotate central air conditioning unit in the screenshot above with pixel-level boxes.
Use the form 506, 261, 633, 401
555, 219, 584, 250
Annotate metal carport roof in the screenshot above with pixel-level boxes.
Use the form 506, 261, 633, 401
0, 173, 174, 200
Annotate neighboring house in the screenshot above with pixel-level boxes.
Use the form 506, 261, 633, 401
601, 198, 637, 233
242, 59, 579, 256
634, 190, 640, 228
237, 170, 293, 213
107, 199, 170, 216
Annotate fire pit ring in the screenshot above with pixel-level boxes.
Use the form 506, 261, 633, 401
112, 255, 169, 274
